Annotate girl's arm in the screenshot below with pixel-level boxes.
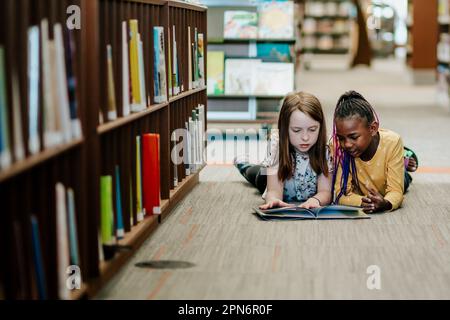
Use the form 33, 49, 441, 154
300, 172, 333, 208
259, 167, 292, 209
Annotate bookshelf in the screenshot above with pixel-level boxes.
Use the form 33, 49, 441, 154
0, 0, 207, 300
300, 0, 356, 69
204, 0, 297, 123
406, 0, 438, 85
437, 0, 450, 110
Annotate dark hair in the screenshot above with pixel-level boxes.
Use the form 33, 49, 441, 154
278, 91, 329, 182
331, 90, 379, 204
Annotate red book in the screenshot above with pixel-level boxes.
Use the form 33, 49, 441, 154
142, 133, 161, 215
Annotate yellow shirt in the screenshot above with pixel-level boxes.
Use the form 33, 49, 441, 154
333, 128, 405, 210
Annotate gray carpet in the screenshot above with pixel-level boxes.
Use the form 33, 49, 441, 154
96, 58, 450, 299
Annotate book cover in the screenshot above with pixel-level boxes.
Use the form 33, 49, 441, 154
115, 165, 125, 239
27, 26, 41, 155
224, 58, 260, 95
30, 215, 47, 300
256, 43, 293, 62
129, 20, 143, 111
153, 26, 168, 103
0, 46, 12, 169
56, 182, 70, 300
100, 175, 115, 246
122, 21, 131, 116
223, 11, 258, 39
206, 51, 224, 95
258, 0, 294, 39
66, 187, 80, 266
106, 44, 118, 121
54, 24, 72, 144
253, 204, 370, 220
254, 62, 294, 96
142, 133, 161, 215
65, 29, 82, 139
136, 136, 144, 221
198, 33, 205, 87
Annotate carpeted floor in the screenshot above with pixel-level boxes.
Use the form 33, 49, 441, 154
96, 58, 450, 299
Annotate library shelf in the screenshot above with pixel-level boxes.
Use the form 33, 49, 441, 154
169, 86, 207, 103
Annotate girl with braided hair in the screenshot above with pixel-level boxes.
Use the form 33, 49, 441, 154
331, 90, 417, 213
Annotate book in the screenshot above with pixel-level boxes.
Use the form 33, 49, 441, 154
106, 44, 117, 121
114, 165, 125, 239
256, 43, 292, 62
122, 21, 130, 116
172, 26, 180, 95
135, 136, 144, 221
142, 133, 161, 215
27, 26, 41, 155
184, 120, 191, 176
258, 0, 294, 39
253, 204, 370, 220
167, 28, 173, 97
137, 34, 147, 108
153, 27, 168, 103
66, 187, 80, 266
129, 20, 143, 112
0, 46, 12, 169
254, 62, 294, 95
197, 33, 205, 87
30, 215, 47, 300
207, 51, 224, 95
188, 26, 192, 90
65, 29, 82, 139
224, 58, 260, 95
193, 28, 199, 88
100, 175, 115, 246
55, 182, 70, 300
11, 72, 25, 161
223, 11, 258, 39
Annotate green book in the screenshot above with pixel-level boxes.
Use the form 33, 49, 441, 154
100, 175, 115, 245
0, 46, 11, 169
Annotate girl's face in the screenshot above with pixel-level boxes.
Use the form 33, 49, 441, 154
288, 110, 320, 153
335, 116, 378, 158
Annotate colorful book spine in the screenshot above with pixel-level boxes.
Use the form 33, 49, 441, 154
188, 26, 192, 90
142, 133, 161, 215
56, 182, 70, 300
0, 46, 11, 169
65, 29, 82, 139
122, 21, 130, 117
198, 33, 205, 87
11, 72, 24, 161
194, 27, 199, 88
31, 215, 47, 300
136, 136, 144, 221
168, 28, 173, 97
106, 44, 117, 121
172, 26, 180, 95
27, 26, 40, 155
100, 175, 115, 246
67, 188, 80, 266
137, 34, 147, 109
115, 165, 125, 239
129, 20, 143, 112
153, 27, 168, 103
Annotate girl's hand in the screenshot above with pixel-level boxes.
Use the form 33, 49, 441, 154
406, 157, 417, 172
361, 187, 392, 213
259, 199, 294, 210
299, 197, 321, 209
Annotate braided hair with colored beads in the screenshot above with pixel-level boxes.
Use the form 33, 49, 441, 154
331, 90, 380, 204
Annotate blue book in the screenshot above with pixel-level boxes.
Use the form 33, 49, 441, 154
115, 165, 124, 238
256, 43, 292, 62
30, 215, 47, 300
153, 27, 161, 101
0, 46, 11, 169
67, 188, 80, 266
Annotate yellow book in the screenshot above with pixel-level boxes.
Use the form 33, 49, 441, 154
129, 20, 141, 109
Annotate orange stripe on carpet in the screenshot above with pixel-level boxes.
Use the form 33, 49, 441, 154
179, 207, 193, 225
182, 224, 199, 247
147, 271, 172, 300
416, 167, 450, 174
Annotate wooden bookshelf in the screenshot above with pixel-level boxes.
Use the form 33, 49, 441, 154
0, 0, 207, 300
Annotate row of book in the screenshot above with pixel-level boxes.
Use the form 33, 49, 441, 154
0, 20, 82, 171
303, 18, 351, 34
439, 0, 450, 21
208, 52, 293, 96
302, 35, 350, 51
99, 19, 205, 124
304, 1, 352, 17
99, 104, 206, 260
223, 1, 294, 40
438, 33, 450, 63
13, 183, 80, 299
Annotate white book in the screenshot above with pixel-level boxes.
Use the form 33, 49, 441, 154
41, 19, 63, 148
54, 24, 72, 144
184, 121, 191, 176
188, 26, 192, 90
56, 182, 70, 300
137, 35, 146, 110
11, 73, 24, 161
27, 26, 40, 155
122, 21, 130, 117
172, 26, 180, 95
198, 104, 205, 165
225, 59, 261, 95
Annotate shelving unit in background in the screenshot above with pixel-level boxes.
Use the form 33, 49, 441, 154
368, 2, 397, 58
204, 0, 298, 124
0, 0, 207, 300
437, 0, 450, 110
300, 0, 356, 69
406, 0, 438, 85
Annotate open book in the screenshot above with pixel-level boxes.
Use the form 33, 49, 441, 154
253, 204, 370, 220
